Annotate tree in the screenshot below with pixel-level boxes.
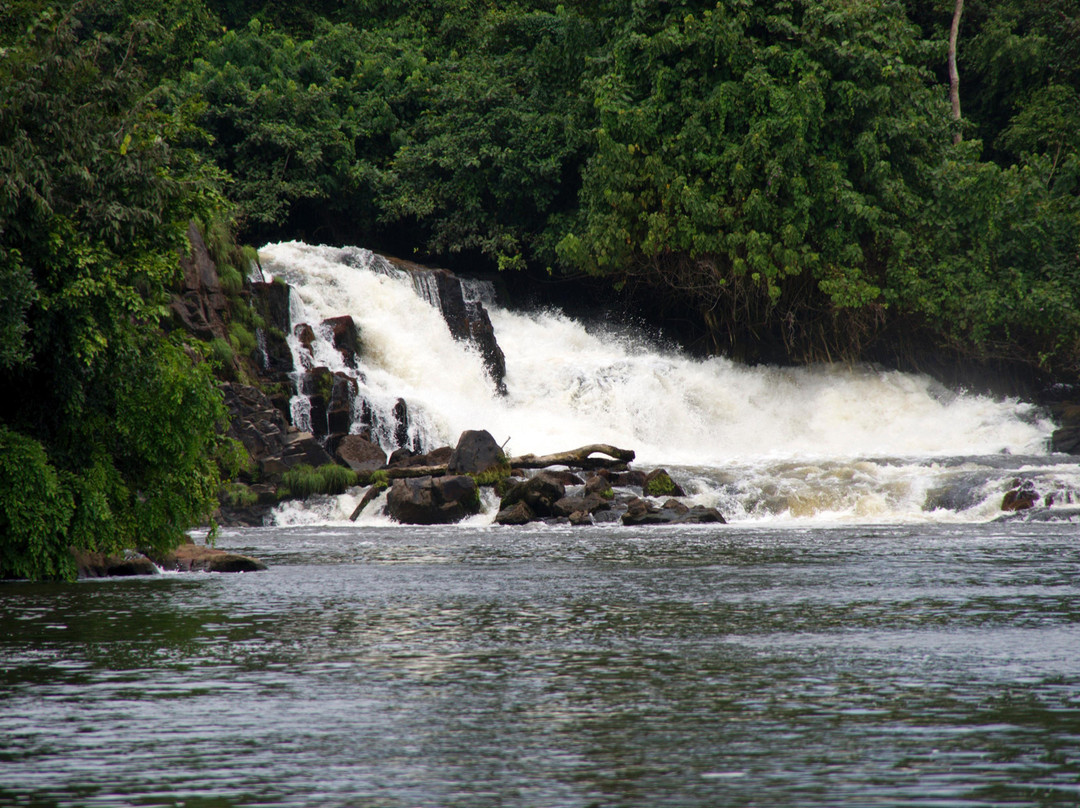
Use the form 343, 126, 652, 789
0, 3, 234, 580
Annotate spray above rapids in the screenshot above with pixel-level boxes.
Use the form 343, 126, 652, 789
258, 241, 1052, 467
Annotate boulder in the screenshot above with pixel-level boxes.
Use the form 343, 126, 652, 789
584, 474, 615, 498
499, 472, 567, 518
279, 430, 334, 470
294, 323, 316, 357
643, 468, 686, 497
74, 550, 159, 578
598, 468, 648, 488
154, 543, 268, 573
495, 500, 536, 525
386, 475, 480, 524
448, 429, 505, 475
569, 510, 593, 526
335, 434, 387, 472
1002, 482, 1040, 512
541, 470, 585, 487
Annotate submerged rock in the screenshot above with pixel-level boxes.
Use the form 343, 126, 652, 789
621, 496, 725, 526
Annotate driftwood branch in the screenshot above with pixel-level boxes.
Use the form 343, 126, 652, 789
509, 444, 635, 469
349, 484, 387, 521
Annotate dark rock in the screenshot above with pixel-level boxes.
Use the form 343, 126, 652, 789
155, 543, 267, 573
389, 445, 454, 469
621, 497, 724, 526
644, 468, 686, 497
569, 510, 593, 526
75, 550, 159, 578
180, 222, 222, 294
389, 260, 507, 394
221, 383, 288, 474
661, 499, 690, 515
552, 494, 611, 518
679, 506, 726, 524
392, 398, 411, 449
1051, 425, 1080, 454
495, 500, 535, 525
294, 323, 316, 357
542, 470, 585, 487
422, 446, 454, 466
321, 315, 361, 368
250, 281, 293, 374
584, 474, 615, 498
1002, 482, 1040, 512
448, 429, 505, 475
335, 434, 387, 472
386, 475, 480, 524
216, 505, 273, 527
280, 430, 334, 470
599, 468, 648, 488
499, 472, 567, 517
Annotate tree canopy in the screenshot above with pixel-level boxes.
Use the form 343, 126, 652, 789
0, 2, 234, 579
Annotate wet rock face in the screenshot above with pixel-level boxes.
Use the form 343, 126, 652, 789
170, 222, 228, 341
386, 475, 480, 524
320, 316, 360, 368
250, 281, 292, 374
222, 382, 288, 479
390, 260, 508, 395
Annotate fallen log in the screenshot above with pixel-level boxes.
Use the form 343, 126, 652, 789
350, 444, 636, 493
509, 444, 635, 469
349, 484, 387, 521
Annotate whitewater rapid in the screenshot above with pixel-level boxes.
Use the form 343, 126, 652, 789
258, 241, 1073, 525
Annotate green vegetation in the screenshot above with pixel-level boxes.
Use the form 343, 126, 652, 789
0, 2, 237, 580
166, 0, 1077, 374
644, 471, 678, 499
2, 0, 1079, 576
278, 463, 359, 500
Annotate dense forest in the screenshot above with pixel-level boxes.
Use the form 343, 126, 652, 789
2, 0, 1078, 577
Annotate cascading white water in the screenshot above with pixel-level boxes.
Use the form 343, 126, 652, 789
259, 241, 1076, 525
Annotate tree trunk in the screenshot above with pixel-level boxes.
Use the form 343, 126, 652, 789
949, 0, 964, 144
508, 444, 636, 469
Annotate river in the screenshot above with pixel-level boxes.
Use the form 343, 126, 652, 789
1, 242, 1078, 806
2, 521, 1079, 806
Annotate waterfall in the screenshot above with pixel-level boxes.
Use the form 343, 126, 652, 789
259, 241, 1076, 525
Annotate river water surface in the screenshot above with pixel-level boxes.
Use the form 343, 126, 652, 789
3, 521, 1079, 807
